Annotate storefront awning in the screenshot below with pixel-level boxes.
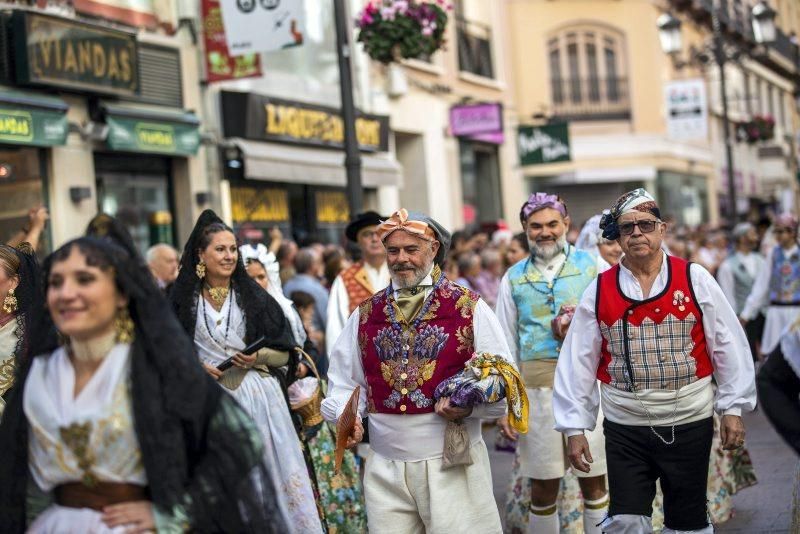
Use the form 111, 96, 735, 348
232, 138, 403, 188
0, 90, 68, 147
102, 103, 201, 156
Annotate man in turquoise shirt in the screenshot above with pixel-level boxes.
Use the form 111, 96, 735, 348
496, 193, 608, 534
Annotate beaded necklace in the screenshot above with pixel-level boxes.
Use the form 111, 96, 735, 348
523, 246, 571, 313
202, 290, 234, 355
385, 266, 445, 362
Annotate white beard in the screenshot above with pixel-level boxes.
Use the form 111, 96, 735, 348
530, 234, 567, 261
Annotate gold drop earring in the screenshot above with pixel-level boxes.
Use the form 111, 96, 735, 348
196, 260, 206, 280
114, 307, 135, 344
3, 288, 17, 314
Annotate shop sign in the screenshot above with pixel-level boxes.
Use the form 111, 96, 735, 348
518, 124, 571, 166
202, 0, 263, 83
450, 102, 504, 144
106, 116, 200, 156
0, 107, 67, 146
219, 0, 305, 56
315, 191, 350, 225
231, 186, 290, 223
12, 11, 139, 97
221, 91, 390, 152
664, 79, 707, 141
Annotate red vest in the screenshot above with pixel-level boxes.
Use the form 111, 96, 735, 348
357, 274, 479, 415
341, 262, 375, 314
596, 256, 713, 391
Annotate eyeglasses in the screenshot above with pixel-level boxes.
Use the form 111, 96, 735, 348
619, 220, 660, 236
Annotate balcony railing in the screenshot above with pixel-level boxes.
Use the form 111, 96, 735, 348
456, 17, 494, 79
550, 77, 631, 121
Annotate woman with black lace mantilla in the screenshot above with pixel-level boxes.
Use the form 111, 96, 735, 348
0, 242, 41, 419
171, 210, 322, 533
0, 215, 287, 533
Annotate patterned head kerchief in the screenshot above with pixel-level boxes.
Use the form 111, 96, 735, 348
599, 188, 661, 240
377, 209, 452, 265
774, 213, 798, 231
732, 222, 754, 240
519, 192, 568, 224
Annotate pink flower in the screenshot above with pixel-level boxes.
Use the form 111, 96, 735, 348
381, 6, 397, 20
393, 0, 409, 14
421, 26, 434, 36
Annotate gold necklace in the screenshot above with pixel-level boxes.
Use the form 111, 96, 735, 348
205, 283, 230, 307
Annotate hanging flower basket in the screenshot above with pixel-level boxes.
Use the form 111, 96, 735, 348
356, 0, 450, 64
738, 114, 775, 144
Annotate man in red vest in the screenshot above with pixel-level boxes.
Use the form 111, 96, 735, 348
326, 211, 389, 354
553, 189, 756, 534
322, 208, 513, 533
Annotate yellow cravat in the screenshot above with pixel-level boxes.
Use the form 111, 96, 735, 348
395, 286, 430, 322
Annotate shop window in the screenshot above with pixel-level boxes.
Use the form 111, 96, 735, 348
547, 24, 630, 121
0, 147, 49, 253
459, 140, 501, 226
455, 0, 494, 79
95, 155, 173, 255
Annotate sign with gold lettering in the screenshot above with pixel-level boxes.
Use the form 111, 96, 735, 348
315, 190, 350, 225
221, 91, 389, 152
231, 186, 290, 223
0, 107, 67, 146
12, 11, 139, 96
106, 115, 200, 155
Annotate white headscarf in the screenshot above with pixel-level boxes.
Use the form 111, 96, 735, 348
576, 214, 603, 257
240, 243, 307, 347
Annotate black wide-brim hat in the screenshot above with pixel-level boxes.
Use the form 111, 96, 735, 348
345, 211, 385, 242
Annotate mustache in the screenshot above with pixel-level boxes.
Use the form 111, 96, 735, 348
391, 263, 417, 272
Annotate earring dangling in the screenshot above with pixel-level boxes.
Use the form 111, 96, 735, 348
3, 288, 17, 314
196, 261, 206, 280
114, 307, 135, 344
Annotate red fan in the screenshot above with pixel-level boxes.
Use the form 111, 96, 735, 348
335, 386, 361, 472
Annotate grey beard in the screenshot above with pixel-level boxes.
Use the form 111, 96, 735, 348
390, 262, 432, 289
530, 234, 567, 261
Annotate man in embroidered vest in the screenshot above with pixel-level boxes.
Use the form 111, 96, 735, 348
717, 222, 765, 360
496, 192, 608, 534
553, 189, 756, 534
740, 213, 800, 357
321, 208, 512, 533
326, 211, 390, 354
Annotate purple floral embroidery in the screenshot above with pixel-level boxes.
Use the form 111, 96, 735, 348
409, 389, 433, 408
373, 327, 404, 361
414, 324, 449, 360
383, 390, 401, 409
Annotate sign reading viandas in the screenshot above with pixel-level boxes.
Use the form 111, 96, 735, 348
518, 124, 571, 165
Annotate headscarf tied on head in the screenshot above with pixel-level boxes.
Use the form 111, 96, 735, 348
519, 192, 568, 225
575, 214, 604, 257
377, 208, 452, 266
599, 188, 661, 240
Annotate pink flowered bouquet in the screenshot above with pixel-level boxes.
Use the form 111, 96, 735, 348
551, 304, 576, 341
356, 0, 451, 64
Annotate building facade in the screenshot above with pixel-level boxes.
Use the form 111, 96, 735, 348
0, 0, 210, 254
507, 0, 800, 229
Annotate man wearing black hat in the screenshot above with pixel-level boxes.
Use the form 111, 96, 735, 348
326, 211, 390, 354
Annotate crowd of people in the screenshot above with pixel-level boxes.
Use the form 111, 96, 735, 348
0, 188, 797, 533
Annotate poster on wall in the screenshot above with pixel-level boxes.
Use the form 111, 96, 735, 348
219, 0, 305, 56
664, 78, 708, 141
517, 124, 571, 166
202, 0, 263, 82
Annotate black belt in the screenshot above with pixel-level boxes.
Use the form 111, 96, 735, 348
769, 301, 800, 306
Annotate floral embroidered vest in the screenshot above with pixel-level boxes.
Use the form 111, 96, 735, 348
768, 246, 800, 305
596, 256, 713, 392
508, 246, 597, 361
341, 262, 376, 314
357, 271, 479, 415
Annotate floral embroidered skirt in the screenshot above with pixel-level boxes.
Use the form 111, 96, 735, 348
306, 422, 368, 534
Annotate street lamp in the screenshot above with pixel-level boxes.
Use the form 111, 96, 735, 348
657, 13, 683, 55
752, 1, 778, 45
657, 3, 779, 224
